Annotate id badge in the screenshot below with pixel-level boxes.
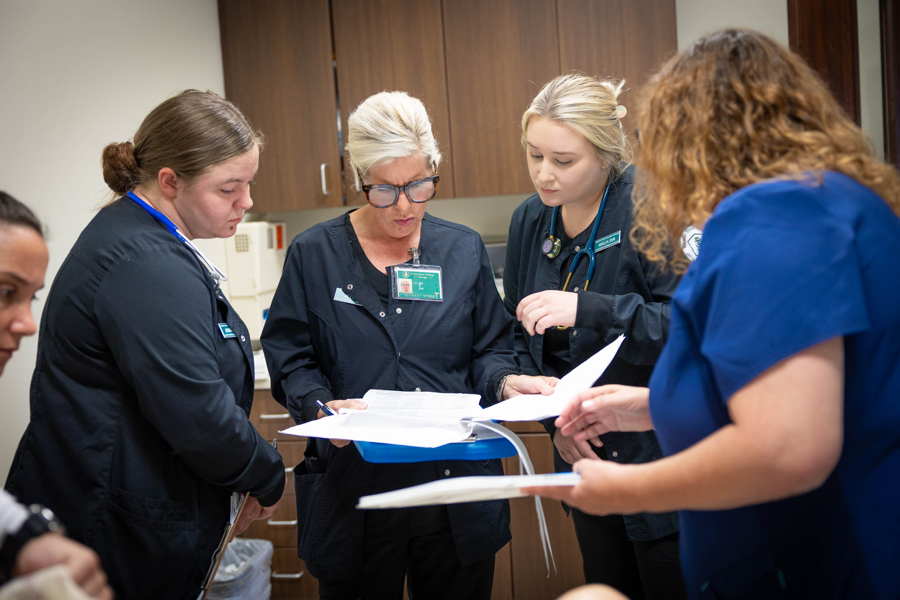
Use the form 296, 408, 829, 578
391, 264, 443, 302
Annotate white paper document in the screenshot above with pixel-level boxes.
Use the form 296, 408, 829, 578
357, 473, 582, 508
358, 389, 482, 420
280, 411, 476, 448
474, 334, 625, 421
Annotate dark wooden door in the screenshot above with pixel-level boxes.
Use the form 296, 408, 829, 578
443, 0, 561, 197
332, 0, 455, 203
219, 0, 343, 212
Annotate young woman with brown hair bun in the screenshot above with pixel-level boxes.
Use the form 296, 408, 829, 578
5, 90, 286, 600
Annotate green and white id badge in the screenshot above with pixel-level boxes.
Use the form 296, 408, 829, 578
391, 264, 444, 302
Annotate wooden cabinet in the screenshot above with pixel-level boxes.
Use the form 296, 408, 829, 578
219, 0, 676, 209
557, 0, 678, 109
442, 0, 561, 197
332, 0, 456, 201
242, 390, 319, 599
218, 0, 343, 212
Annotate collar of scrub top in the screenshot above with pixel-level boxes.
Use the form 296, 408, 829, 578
126, 191, 228, 282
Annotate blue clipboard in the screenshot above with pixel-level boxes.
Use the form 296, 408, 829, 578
354, 437, 517, 464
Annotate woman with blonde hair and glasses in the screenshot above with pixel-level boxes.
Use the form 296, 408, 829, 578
531, 29, 900, 599
504, 73, 685, 599
262, 90, 555, 600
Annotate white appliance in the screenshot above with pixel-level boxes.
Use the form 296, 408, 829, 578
224, 221, 286, 342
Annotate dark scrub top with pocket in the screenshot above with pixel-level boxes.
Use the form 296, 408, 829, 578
261, 212, 517, 583
649, 173, 900, 599
5, 198, 285, 600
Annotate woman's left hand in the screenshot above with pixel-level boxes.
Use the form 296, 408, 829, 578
502, 374, 559, 400
517, 290, 578, 335
523, 458, 634, 516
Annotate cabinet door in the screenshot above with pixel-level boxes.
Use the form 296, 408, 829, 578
557, 0, 677, 129
504, 434, 585, 600
443, 0, 560, 197
219, 0, 343, 212
332, 0, 455, 202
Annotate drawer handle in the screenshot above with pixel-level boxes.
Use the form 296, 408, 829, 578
272, 571, 303, 580
267, 519, 298, 526
320, 163, 329, 195
259, 413, 290, 420
285, 466, 294, 473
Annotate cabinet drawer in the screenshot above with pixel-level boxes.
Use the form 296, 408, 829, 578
243, 498, 298, 547
251, 390, 303, 442
271, 547, 319, 600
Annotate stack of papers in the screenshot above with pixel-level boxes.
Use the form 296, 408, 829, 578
279, 334, 625, 446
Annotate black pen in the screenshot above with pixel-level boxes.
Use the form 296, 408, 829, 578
316, 399, 337, 416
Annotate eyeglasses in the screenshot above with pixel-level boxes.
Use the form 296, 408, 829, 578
358, 172, 440, 208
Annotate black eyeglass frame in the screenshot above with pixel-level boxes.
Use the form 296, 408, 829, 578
357, 171, 440, 208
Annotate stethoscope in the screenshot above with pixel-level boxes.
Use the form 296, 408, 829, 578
541, 178, 612, 292
126, 191, 228, 283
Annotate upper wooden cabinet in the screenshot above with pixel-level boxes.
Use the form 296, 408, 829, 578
332, 0, 455, 203
443, 0, 561, 197
218, 0, 677, 211
219, 0, 343, 212
558, 0, 678, 116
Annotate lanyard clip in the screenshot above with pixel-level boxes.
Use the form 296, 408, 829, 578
408, 247, 421, 266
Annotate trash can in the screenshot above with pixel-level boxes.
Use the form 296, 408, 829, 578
207, 538, 274, 600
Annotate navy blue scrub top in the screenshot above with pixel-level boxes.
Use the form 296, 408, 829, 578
649, 173, 900, 599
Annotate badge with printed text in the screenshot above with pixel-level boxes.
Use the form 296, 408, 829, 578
593, 230, 622, 253
391, 264, 443, 302
218, 323, 236, 339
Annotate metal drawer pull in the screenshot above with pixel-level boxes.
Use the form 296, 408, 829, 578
354, 175, 361, 192
267, 519, 298, 526
320, 163, 329, 195
272, 571, 303, 580
259, 413, 290, 420
285, 466, 294, 473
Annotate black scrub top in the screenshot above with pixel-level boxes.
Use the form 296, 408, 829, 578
504, 165, 681, 542
261, 211, 517, 582
5, 198, 285, 600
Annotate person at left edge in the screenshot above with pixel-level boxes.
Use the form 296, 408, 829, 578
4, 90, 286, 600
261, 90, 556, 600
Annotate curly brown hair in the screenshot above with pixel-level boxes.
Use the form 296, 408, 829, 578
632, 28, 900, 273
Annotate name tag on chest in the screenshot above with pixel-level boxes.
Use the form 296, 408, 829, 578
593, 230, 622, 253
392, 265, 443, 302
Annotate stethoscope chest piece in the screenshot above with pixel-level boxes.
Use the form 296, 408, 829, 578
542, 236, 562, 259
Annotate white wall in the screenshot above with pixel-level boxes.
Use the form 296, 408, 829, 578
0, 0, 225, 481
675, 0, 789, 50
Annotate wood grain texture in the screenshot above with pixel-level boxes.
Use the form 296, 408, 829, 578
333, 0, 455, 202
557, 0, 677, 135
882, 0, 899, 167
271, 547, 319, 599
443, 0, 561, 197
218, 0, 343, 212
788, 0, 861, 123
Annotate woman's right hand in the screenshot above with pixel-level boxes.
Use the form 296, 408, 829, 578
317, 399, 368, 448
556, 385, 654, 441
553, 429, 600, 464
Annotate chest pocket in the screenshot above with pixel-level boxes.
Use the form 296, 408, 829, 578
441, 292, 475, 375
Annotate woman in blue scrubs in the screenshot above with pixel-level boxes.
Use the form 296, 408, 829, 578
5, 91, 286, 599
530, 29, 900, 599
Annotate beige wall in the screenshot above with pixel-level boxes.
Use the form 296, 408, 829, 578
0, 0, 225, 481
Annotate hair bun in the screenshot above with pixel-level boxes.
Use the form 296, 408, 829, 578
101, 141, 139, 194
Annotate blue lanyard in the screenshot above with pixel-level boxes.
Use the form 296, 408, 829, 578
551, 178, 612, 292
126, 191, 227, 282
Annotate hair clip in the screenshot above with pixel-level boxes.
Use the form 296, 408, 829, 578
616, 105, 628, 119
